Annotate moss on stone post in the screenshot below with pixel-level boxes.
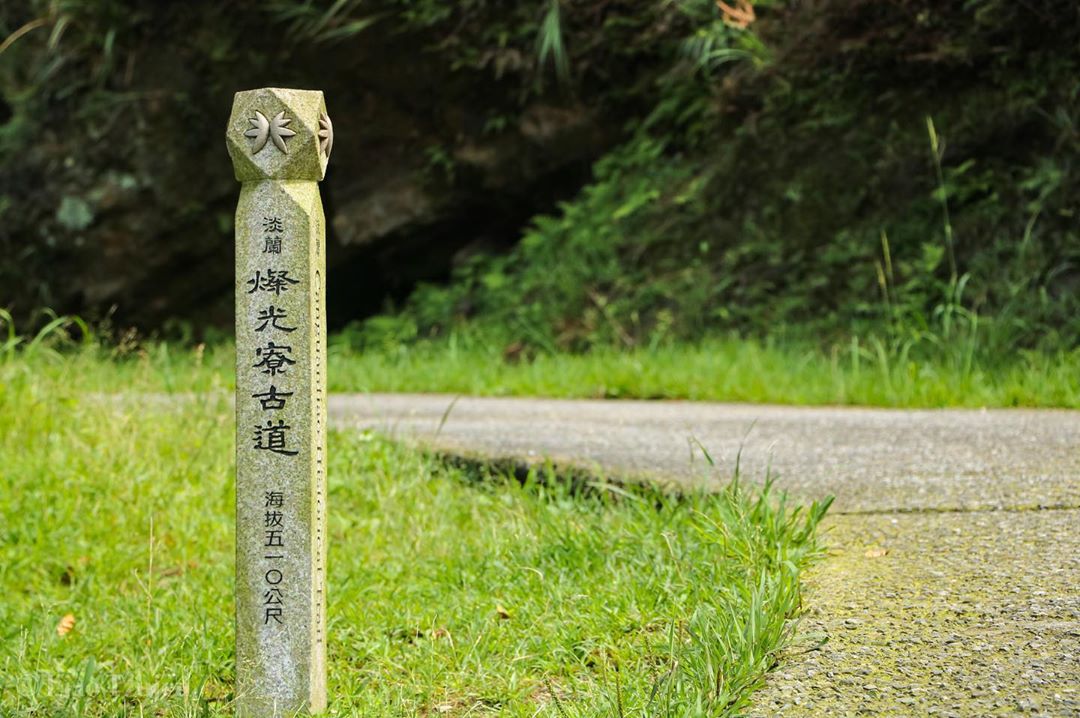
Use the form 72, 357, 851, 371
227, 88, 332, 717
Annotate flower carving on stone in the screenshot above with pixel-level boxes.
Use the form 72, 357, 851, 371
245, 110, 297, 155
318, 112, 334, 159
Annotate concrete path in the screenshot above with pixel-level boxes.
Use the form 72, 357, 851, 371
329, 394, 1080, 716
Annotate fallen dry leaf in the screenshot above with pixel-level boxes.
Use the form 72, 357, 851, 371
717, 0, 755, 29
56, 613, 76, 637
864, 547, 889, 558
495, 604, 512, 620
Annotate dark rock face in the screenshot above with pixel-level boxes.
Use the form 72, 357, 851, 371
0, 2, 654, 331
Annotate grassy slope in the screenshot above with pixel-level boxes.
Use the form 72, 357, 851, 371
329, 4, 1080, 402
0, 347, 827, 717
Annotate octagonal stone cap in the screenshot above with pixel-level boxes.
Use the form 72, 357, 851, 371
227, 88, 332, 182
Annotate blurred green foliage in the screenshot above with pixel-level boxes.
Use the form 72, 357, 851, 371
3, 0, 1079, 361
346, 0, 1080, 362
0, 0, 692, 322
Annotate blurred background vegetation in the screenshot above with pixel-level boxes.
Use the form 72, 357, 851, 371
2, 0, 1079, 371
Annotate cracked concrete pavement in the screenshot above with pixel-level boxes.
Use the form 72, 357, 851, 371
329, 393, 1080, 716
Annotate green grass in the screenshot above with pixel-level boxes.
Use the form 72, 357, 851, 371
327, 336, 1080, 408
0, 342, 828, 716
18, 331, 1080, 409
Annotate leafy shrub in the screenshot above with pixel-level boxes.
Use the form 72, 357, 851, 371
352, 0, 1080, 362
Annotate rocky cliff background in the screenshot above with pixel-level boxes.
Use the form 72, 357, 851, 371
0, 1, 680, 328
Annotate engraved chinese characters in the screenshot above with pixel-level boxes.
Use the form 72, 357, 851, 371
227, 88, 331, 718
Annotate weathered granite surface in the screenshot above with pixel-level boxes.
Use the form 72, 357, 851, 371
230, 88, 330, 717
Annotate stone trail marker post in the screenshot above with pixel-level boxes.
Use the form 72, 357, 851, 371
226, 88, 333, 717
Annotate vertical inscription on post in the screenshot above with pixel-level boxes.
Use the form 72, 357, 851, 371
227, 88, 332, 718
